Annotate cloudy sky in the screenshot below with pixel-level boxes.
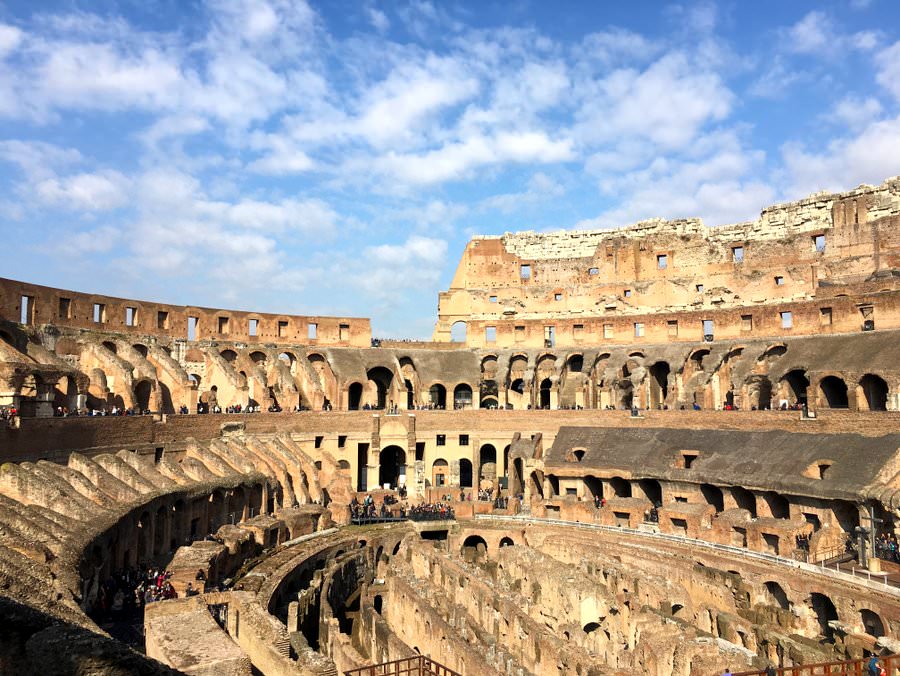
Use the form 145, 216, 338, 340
1, 1, 899, 337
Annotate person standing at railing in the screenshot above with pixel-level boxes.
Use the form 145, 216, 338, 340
765, 665, 776, 676
868, 655, 880, 676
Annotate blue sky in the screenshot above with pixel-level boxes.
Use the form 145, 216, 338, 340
1, 1, 899, 338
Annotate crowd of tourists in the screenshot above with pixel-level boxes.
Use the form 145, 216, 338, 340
408, 502, 455, 521
1, 406, 17, 426
54, 406, 151, 417
874, 533, 900, 562
89, 567, 178, 620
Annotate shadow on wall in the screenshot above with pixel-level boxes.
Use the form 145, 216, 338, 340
0, 595, 179, 675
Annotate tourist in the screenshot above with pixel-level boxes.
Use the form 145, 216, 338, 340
765, 665, 777, 676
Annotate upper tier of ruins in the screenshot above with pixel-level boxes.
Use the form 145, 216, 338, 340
434, 177, 900, 346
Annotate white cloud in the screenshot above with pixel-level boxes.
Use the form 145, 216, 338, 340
0, 140, 82, 179
35, 170, 130, 211
577, 28, 660, 67
828, 96, 883, 131
748, 58, 806, 99
876, 41, 900, 102
480, 172, 565, 214
367, 7, 390, 33
787, 11, 881, 55
224, 198, 337, 233
0, 23, 23, 57
781, 115, 900, 196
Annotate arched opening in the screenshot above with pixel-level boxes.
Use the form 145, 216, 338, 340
337, 460, 351, 471
0, 330, 15, 349
539, 378, 552, 409
404, 379, 414, 409
135, 380, 153, 411
764, 581, 790, 610
53, 375, 79, 411
378, 445, 406, 490
220, 349, 237, 362
638, 479, 662, 505
584, 476, 603, 500
373, 595, 383, 615
608, 476, 631, 498
367, 366, 394, 409
860, 609, 885, 637
453, 383, 473, 410
459, 459, 473, 488
819, 376, 849, 409
648, 362, 670, 408
529, 471, 544, 499
567, 354, 584, 372
133, 344, 149, 358
747, 375, 773, 410
450, 321, 467, 343
249, 351, 267, 365
348, 382, 363, 410
761, 492, 790, 520
732, 486, 757, 517
781, 369, 809, 406
859, 374, 888, 411
701, 484, 724, 513
583, 622, 600, 634
461, 535, 487, 558
432, 459, 449, 488
480, 396, 498, 409
479, 444, 497, 482
510, 378, 525, 394
810, 592, 838, 641
480, 379, 498, 406
102, 340, 117, 354
429, 383, 446, 409
499, 536, 514, 547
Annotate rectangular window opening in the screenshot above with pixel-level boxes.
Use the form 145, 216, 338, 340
485, 326, 497, 343
187, 316, 198, 341
157, 311, 169, 330
315, 435, 323, 449
860, 305, 875, 331
657, 254, 668, 269
741, 314, 753, 331
732, 246, 744, 263
93, 303, 106, 324
249, 319, 259, 336
488, 295, 498, 303
702, 319, 714, 341
554, 293, 562, 301
339, 323, 350, 341
573, 324, 584, 340
308, 323, 318, 340
623, 289, 632, 298
20, 295, 34, 325
520, 264, 531, 280
218, 316, 229, 334
820, 307, 832, 326
696, 284, 704, 293
514, 325, 525, 342
667, 320, 678, 337
459, 434, 469, 446
278, 320, 288, 338
774, 276, 784, 286
338, 435, 347, 448
58, 297, 71, 319
634, 322, 644, 338
813, 234, 826, 253
588, 267, 599, 275
544, 325, 555, 348
603, 323, 613, 339
436, 434, 446, 446
780, 311, 793, 329
125, 307, 137, 327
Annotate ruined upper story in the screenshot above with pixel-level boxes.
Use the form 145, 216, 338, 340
0, 277, 372, 348
434, 177, 900, 344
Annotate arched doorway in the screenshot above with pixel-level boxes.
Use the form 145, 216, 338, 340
479, 444, 497, 482
348, 382, 362, 410
459, 459, 473, 488
819, 376, 849, 408
405, 379, 414, 409
367, 367, 394, 409
429, 384, 446, 409
810, 592, 838, 641
431, 459, 449, 487
781, 369, 809, 405
453, 383, 473, 409
701, 484, 724, 512
378, 445, 406, 489
450, 321, 467, 342
859, 374, 888, 411
648, 362, 670, 408
135, 380, 153, 411
609, 476, 631, 498
539, 378, 552, 409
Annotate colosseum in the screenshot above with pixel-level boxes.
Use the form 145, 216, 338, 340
1, 177, 899, 676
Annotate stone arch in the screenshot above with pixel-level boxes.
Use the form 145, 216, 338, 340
499, 536, 514, 547
608, 476, 631, 498
732, 486, 757, 517
220, 349, 238, 362
102, 340, 117, 354
134, 379, 154, 411
249, 351, 267, 366
860, 608, 885, 637
459, 458, 473, 488
462, 534, 487, 557
780, 369, 809, 405
132, 343, 149, 358
428, 383, 447, 409
378, 445, 406, 489
347, 382, 363, 410
763, 581, 790, 609
858, 373, 888, 411
479, 444, 497, 482
567, 353, 584, 372
366, 366, 394, 409
431, 459, 449, 487
819, 375, 849, 409
337, 460, 351, 470
809, 592, 838, 640
453, 383, 473, 409
450, 321, 467, 342
638, 479, 661, 504
701, 484, 724, 512
480, 355, 499, 380
539, 377, 552, 409
648, 361, 670, 408
745, 374, 773, 410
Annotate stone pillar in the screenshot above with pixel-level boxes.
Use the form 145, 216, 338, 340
450, 459, 461, 487
414, 460, 426, 497
287, 601, 300, 632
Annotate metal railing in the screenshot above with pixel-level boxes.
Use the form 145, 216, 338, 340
344, 655, 461, 676
473, 515, 900, 596
733, 654, 899, 675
